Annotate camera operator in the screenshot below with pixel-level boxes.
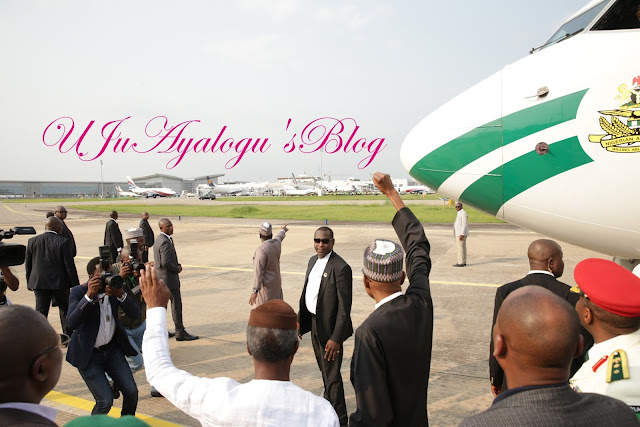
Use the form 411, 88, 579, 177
26, 216, 79, 336
66, 256, 140, 416
0, 267, 19, 306
0, 305, 63, 426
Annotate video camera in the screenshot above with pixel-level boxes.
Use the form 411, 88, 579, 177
0, 226, 37, 268
127, 242, 145, 273
98, 246, 124, 291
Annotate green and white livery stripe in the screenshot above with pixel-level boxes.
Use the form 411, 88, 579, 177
409, 89, 588, 189
409, 89, 591, 215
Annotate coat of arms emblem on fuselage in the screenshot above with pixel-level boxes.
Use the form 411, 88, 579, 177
589, 76, 640, 153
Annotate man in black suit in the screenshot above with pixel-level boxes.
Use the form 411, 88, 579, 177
139, 211, 154, 263
104, 211, 123, 264
489, 239, 593, 395
55, 205, 76, 258
0, 305, 64, 426
66, 257, 139, 416
349, 173, 433, 426
461, 286, 637, 426
153, 218, 198, 341
26, 216, 80, 336
298, 226, 353, 425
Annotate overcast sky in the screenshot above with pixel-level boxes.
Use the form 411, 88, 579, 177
0, 0, 589, 183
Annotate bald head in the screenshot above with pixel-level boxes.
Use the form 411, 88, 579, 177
0, 305, 62, 403
495, 286, 581, 377
527, 239, 564, 278
45, 216, 63, 234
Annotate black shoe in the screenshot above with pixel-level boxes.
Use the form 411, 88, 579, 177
150, 389, 163, 398
175, 332, 199, 341
168, 331, 176, 338
453, 263, 466, 267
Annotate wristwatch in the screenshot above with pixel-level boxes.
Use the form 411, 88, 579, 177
252, 289, 259, 294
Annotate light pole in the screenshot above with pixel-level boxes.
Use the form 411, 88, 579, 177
100, 160, 104, 199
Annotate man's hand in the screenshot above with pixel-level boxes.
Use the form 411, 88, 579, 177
491, 385, 502, 396
459, 235, 464, 241
119, 263, 133, 278
373, 172, 395, 195
281, 224, 289, 232
177, 263, 183, 274
324, 339, 341, 361
140, 262, 171, 309
373, 172, 406, 211
86, 276, 102, 299
249, 292, 257, 306
105, 285, 124, 298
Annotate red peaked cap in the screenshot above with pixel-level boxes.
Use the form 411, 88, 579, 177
574, 258, 640, 317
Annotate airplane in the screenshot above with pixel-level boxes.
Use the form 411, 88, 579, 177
286, 174, 319, 196
126, 176, 176, 198
400, 0, 640, 269
396, 185, 435, 195
115, 186, 141, 198
201, 176, 259, 196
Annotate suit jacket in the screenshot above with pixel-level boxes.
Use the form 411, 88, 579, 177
139, 218, 155, 248
459, 384, 638, 426
154, 233, 180, 290
253, 229, 286, 306
60, 220, 76, 258
298, 251, 353, 347
66, 283, 139, 370
25, 232, 79, 291
489, 273, 594, 388
350, 207, 433, 427
0, 408, 57, 426
103, 219, 123, 262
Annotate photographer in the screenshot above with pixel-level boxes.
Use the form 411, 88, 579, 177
0, 267, 19, 306
66, 256, 139, 416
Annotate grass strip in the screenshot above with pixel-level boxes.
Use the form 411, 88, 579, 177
72, 203, 503, 223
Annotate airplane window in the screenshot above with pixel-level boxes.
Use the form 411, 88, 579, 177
592, 0, 640, 30
534, 1, 608, 52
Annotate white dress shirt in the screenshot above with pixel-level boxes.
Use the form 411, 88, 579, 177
305, 252, 332, 314
0, 402, 58, 422
83, 292, 127, 347
142, 307, 339, 427
374, 291, 403, 310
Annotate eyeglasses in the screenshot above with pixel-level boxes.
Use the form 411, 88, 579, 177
314, 238, 332, 244
29, 334, 69, 371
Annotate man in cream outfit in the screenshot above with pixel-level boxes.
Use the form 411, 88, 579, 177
453, 202, 469, 267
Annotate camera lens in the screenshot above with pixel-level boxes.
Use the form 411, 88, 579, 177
105, 274, 124, 290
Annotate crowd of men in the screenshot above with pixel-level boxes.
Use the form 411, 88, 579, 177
1, 174, 639, 426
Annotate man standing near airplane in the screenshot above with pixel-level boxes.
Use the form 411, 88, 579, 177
453, 202, 468, 267
55, 206, 76, 258
104, 211, 123, 264
298, 226, 353, 425
139, 212, 154, 263
249, 222, 288, 307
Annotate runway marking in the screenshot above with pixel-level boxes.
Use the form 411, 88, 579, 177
179, 264, 500, 287
44, 391, 181, 426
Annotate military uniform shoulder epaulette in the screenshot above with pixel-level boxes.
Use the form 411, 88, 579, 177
606, 349, 630, 383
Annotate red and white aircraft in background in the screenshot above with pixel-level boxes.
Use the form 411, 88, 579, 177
126, 176, 176, 198
115, 186, 141, 198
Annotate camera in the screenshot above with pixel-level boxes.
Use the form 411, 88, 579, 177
98, 246, 123, 290
127, 242, 145, 273
0, 226, 36, 268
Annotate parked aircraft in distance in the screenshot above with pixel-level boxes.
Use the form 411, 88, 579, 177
201, 176, 266, 196
401, 0, 640, 268
127, 176, 176, 198
115, 186, 141, 198
397, 185, 435, 195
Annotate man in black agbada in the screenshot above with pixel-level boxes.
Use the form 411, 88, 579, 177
349, 172, 433, 426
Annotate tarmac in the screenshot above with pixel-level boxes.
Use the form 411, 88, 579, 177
0, 200, 604, 426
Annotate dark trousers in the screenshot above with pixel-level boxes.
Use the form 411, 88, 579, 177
34, 288, 70, 336
78, 341, 138, 415
169, 287, 184, 333
141, 250, 149, 263
311, 316, 347, 425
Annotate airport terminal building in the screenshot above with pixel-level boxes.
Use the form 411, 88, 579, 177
0, 174, 223, 198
